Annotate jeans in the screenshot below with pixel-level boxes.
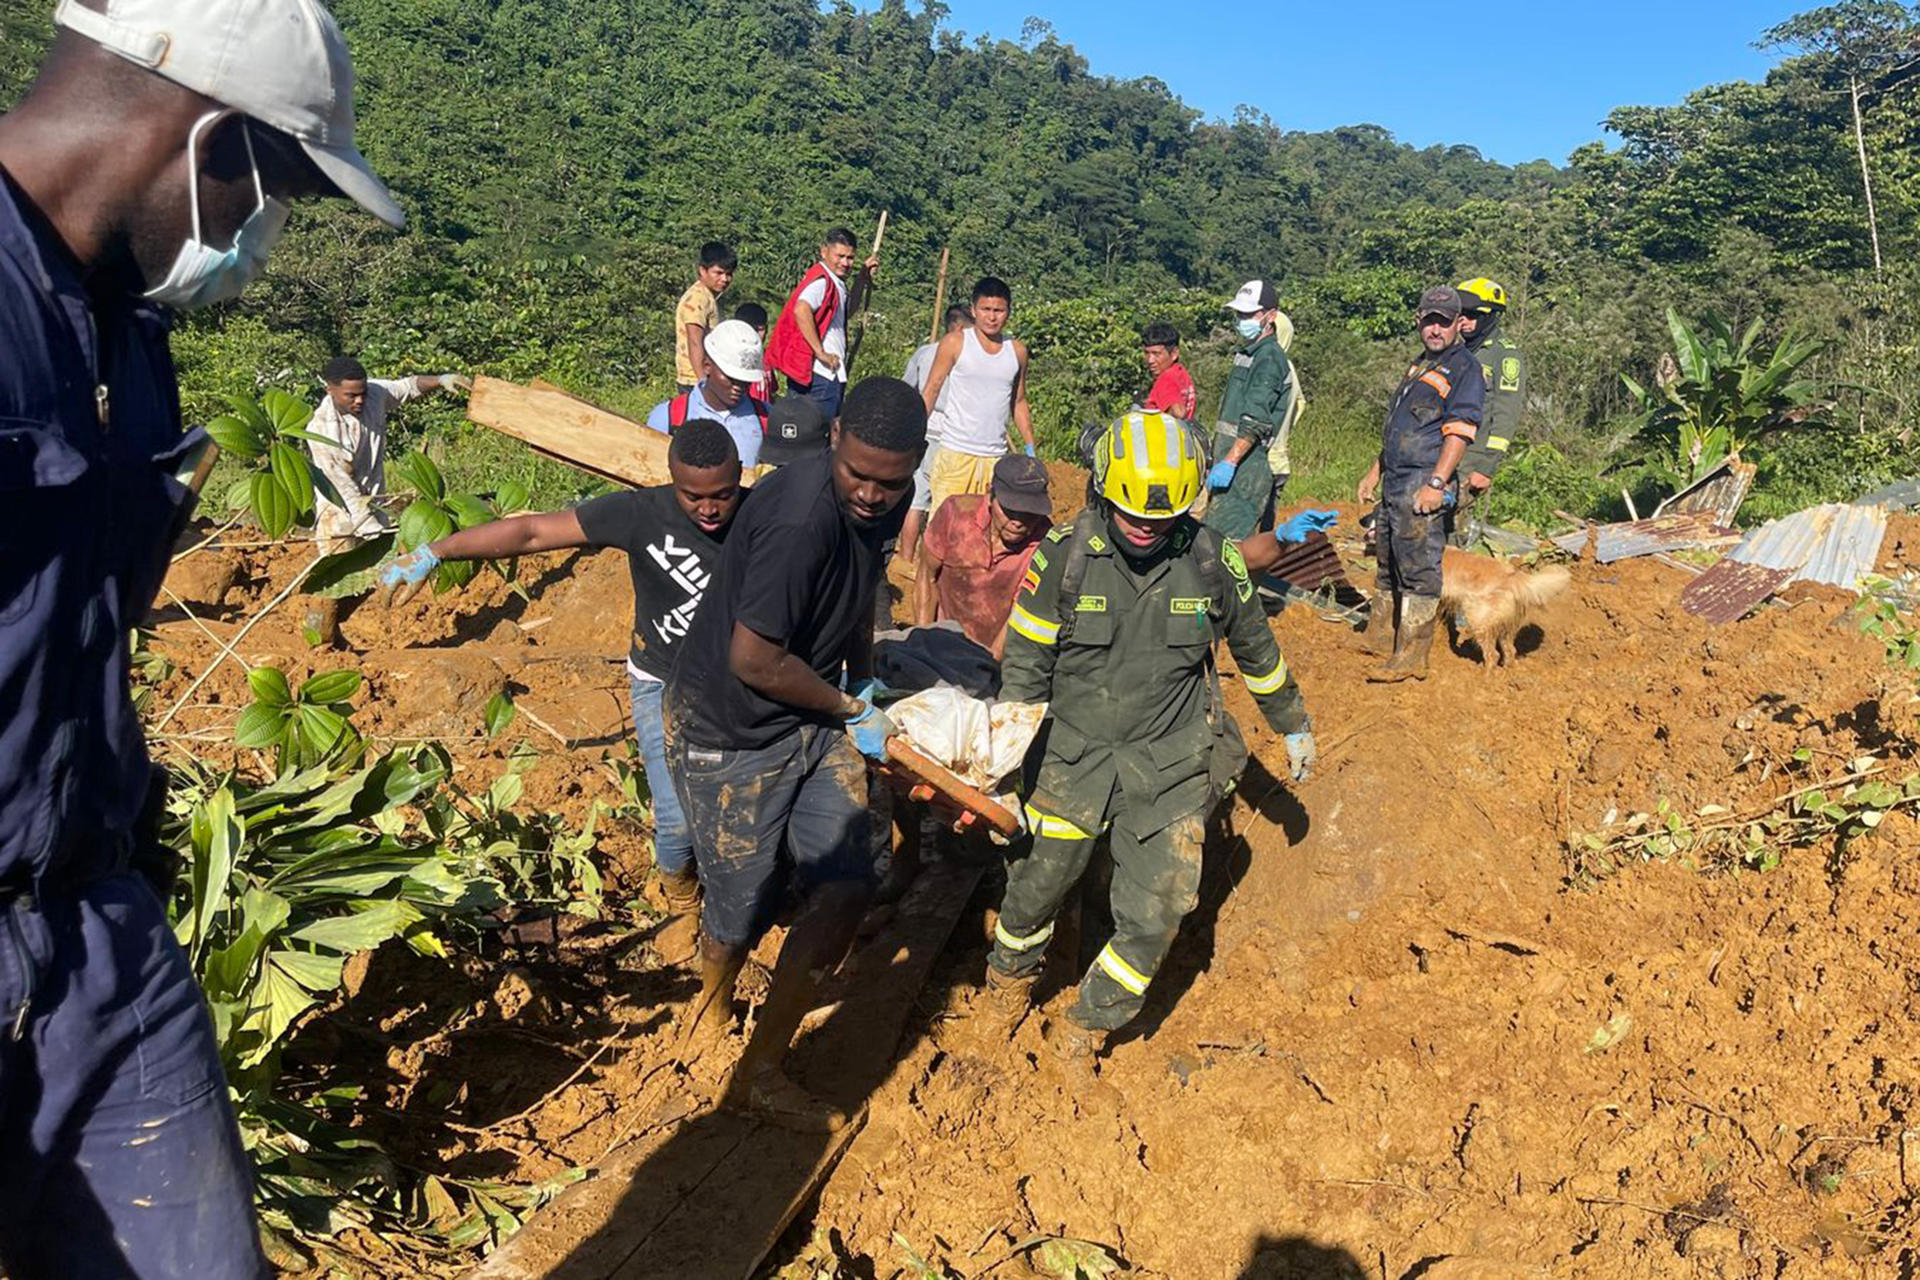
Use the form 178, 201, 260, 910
0, 875, 267, 1279
792, 375, 844, 422
629, 674, 693, 877
674, 724, 874, 949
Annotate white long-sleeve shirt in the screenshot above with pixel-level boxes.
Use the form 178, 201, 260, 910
305, 376, 425, 550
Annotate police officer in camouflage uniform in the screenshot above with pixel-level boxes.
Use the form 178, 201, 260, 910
987, 411, 1316, 1059
1452, 278, 1526, 547
1356, 287, 1485, 682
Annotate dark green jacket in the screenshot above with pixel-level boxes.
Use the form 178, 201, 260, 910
1214, 331, 1295, 449
1462, 329, 1525, 479
1002, 510, 1308, 834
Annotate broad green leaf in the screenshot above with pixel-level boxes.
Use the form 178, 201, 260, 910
493, 479, 530, 514
445, 492, 494, 529
224, 393, 270, 433
263, 388, 312, 435
245, 956, 323, 1065
250, 471, 295, 539
489, 772, 524, 811
206, 413, 266, 459
396, 451, 446, 501
398, 499, 454, 551
483, 692, 516, 738
269, 439, 315, 519
296, 703, 353, 758
248, 666, 293, 708
290, 900, 416, 952
299, 670, 363, 707
269, 948, 345, 992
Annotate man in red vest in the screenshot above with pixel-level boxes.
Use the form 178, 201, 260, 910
765, 227, 878, 422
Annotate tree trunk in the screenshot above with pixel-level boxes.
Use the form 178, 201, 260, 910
1851, 75, 1884, 279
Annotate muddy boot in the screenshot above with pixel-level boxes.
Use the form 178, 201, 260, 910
983, 966, 1039, 1037
653, 868, 702, 967
1360, 592, 1396, 656
1369, 595, 1438, 683
1042, 1016, 1101, 1071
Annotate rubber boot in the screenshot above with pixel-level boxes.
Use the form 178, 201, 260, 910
654, 868, 701, 966
1369, 595, 1439, 683
1360, 592, 1396, 656
983, 965, 1040, 1038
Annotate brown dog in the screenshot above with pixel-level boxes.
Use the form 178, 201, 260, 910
1439, 548, 1572, 671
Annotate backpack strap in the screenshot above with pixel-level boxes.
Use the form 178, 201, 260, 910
667, 392, 691, 430
748, 396, 769, 431
1053, 508, 1102, 645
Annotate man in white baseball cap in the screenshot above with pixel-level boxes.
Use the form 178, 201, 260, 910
0, 5, 399, 1276
647, 318, 775, 467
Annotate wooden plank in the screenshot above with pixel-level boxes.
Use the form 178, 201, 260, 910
470, 859, 985, 1280
468, 376, 669, 489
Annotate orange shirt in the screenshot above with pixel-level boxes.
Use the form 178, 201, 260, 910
923, 494, 1046, 650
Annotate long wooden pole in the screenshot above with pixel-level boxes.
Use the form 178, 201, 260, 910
928, 246, 950, 342
843, 211, 889, 377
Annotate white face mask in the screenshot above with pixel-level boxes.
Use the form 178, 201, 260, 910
145, 111, 290, 311
1235, 316, 1265, 341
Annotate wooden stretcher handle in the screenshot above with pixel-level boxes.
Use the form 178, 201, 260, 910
882, 738, 1021, 837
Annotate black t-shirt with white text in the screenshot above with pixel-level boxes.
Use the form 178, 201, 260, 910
575, 484, 734, 681
668, 451, 906, 750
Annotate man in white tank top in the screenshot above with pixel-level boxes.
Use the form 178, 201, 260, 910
920, 276, 1036, 515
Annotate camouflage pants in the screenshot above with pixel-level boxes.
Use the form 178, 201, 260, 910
989, 801, 1207, 1032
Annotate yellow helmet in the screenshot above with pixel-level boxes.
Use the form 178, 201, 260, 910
1098, 410, 1201, 518
1456, 277, 1508, 312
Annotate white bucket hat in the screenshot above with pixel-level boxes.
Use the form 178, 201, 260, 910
54, 0, 404, 229
704, 319, 766, 384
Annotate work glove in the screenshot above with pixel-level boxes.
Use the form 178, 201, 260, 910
1023, 441, 1037, 458
1272, 509, 1339, 544
849, 677, 890, 706
440, 373, 472, 392
846, 699, 896, 760
1206, 460, 1238, 491
1284, 730, 1317, 783
380, 546, 441, 606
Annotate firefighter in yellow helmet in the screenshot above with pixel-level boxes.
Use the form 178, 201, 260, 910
988, 412, 1314, 1060
1454, 277, 1526, 546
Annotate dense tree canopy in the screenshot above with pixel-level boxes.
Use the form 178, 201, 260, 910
6, 0, 1920, 519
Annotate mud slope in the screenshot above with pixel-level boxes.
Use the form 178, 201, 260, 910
806, 554, 1919, 1278
151, 524, 1920, 1278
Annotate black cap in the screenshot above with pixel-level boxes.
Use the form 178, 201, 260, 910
1417, 286, 1462, 322
991, 454, 1053, 517
760, 395, 829, 465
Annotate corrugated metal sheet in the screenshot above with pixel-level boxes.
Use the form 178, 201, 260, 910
1262, 532, 1347, 592
1549, 513, 1740, 564
1654, 460, 1757, 525
1680, 560, 1795, 623
1858, 476, 1920, 510
1726, 503, 1888, 589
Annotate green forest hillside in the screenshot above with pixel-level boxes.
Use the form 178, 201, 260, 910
6, 0, 1920, 522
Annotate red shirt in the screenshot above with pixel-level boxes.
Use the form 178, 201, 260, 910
923, 494, 1046, 650
1145, 361, 1197, 422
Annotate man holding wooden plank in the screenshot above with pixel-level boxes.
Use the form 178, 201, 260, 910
380, 420, 750, 965
666, 377, 925, 1131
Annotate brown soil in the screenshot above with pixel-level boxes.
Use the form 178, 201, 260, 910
150, 502, 1920, 1278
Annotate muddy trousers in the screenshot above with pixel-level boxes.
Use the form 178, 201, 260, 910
0, 873, 267, 1280
988, 803, 1206, 1033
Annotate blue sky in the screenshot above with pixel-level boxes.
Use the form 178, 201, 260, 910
934, 1, 1810, 165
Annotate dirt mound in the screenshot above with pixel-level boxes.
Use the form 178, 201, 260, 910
148, 513, 1920, 1277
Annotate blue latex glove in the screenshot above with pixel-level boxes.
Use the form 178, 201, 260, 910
379, 546, 440, 590
1272, 509, 1340, 544
850, 677, 890, 705
846, 700, 896, 760
1206, 460, 1238, 491
1023, 442, 1037, 458
1285, 731, 1317, 782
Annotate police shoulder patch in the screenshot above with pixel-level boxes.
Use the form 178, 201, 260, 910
1087, 535, 1107, 553
1031, 550, 1049, 572
1045, 526, 1069, 544
1500, 357, 1522, 391
1218, 538, 1255, 603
